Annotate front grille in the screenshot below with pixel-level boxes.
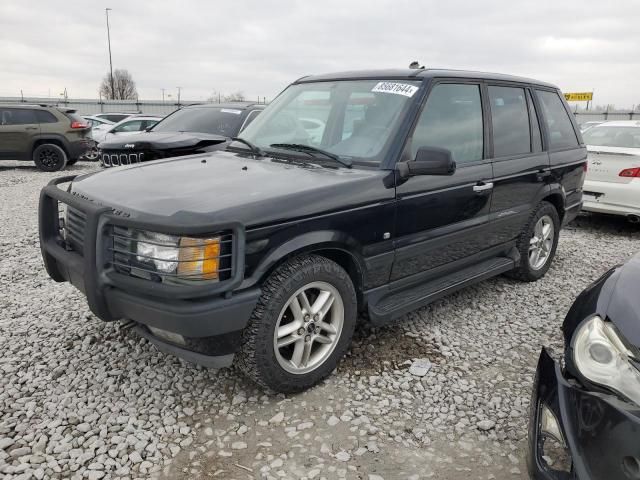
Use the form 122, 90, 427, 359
61, 206, 86, 253
101, 151, 146, 167
109, 226, 234, 284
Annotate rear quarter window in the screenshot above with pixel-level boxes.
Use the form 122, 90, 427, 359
35, 110, 59, 123
536, 90, 579, 150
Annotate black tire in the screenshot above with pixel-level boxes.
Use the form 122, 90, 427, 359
66, 158, 78, 166
237, 255, 357, 393
507, 201, 560, 282
33, 144, 67, 172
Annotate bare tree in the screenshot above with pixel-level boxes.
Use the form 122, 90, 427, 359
99, 69, 138, 100
207, 90, 246, 103
223, 91, 245, 102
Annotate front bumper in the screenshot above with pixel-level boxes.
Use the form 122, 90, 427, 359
582, 179, 640, 217
529, 348, 640, 480
39, 176, 259, 365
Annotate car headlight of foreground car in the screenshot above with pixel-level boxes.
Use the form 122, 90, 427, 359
573, 315, 640, 404
135, 231, 221, 281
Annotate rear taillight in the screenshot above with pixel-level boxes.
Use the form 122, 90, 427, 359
71, 121, 88, 129
619, 167, 640, 178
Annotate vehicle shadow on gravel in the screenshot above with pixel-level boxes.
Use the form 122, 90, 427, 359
568, 212, 640, 237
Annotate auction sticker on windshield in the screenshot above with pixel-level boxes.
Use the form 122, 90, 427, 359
371, 82, 419, 97
221, 109, 242, 114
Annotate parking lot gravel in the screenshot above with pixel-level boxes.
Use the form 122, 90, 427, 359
1, 160, 639, 480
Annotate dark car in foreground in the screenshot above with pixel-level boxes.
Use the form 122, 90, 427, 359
0, 104, 91, 171
98, 102, 264, 167
529, 254, 640, 480
39, 69, 586, 392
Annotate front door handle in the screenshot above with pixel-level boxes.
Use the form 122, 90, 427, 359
473, 182, 494, 193
25, 126, 38, 130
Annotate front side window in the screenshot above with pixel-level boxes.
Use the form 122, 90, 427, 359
536, 90, 579, 149
238, 79, 421, 164
410, 83, 484, 163
489, 86, 531, 157
582, 126, 640, 148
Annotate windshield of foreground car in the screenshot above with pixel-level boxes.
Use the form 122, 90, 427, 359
236, 79, 422, 164
583, 126, 640, 148
151, 107, 245, 136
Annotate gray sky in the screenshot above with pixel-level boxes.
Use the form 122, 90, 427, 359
1, 0, 639, 107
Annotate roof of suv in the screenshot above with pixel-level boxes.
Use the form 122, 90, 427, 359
183, 102, 266, 110
297, 69, 557, 89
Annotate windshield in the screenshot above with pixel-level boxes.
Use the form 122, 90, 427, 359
583, 126, 640, 148
237, 79, 422, 164
151, 107, 245, 136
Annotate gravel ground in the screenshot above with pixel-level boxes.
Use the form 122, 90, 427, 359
1, 160, 639, 480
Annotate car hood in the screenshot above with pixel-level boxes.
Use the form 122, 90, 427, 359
563, 253, 640, 348
71, 150, 392, 228
97, 131, 228, 150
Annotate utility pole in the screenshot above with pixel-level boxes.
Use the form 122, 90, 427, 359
105, 8, 115, 100
161, 88, 165, 103
177, 87, 182, 107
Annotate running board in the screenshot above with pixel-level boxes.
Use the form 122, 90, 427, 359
368, 256, 515, 325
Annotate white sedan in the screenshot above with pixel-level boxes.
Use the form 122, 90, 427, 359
582, 121, 640, 222
92, 116, 162, 143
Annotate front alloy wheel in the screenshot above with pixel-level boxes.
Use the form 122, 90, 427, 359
238, 255, 357, 393
274, 282, 344, 374
529, 215, 555, 270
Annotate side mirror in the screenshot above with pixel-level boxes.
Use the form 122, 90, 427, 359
397, 147, 456, 179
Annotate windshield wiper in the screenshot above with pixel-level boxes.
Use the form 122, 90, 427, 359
230, 137, 264, 156
270, 143, 352, 168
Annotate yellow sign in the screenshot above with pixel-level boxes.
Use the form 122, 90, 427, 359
564, 92, 593, 102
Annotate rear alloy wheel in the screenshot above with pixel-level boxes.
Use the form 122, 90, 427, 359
507, 201, 560, 282
528, 215, 555, 270
33, 144, 67, 172
238, 255, 357, 393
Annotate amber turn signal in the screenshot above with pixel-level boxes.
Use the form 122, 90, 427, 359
177, 237, 220, 280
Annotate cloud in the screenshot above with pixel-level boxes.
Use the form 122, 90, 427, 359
0, 0, 639, 106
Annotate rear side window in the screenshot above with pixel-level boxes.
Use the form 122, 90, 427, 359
0, 108, 38, 125
488, 86, 530, 157
35, 110, 59, 123
411, 83, 484, 163
536, 90, 579, 149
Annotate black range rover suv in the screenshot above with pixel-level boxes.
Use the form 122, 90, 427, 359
39, 69, 586, 392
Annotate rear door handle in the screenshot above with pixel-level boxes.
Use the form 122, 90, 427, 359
473, 182, 494, 193
536, 170, 551, 181
25, 126, 38, 130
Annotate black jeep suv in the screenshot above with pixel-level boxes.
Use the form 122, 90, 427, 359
98, 102, 264, 167
39, 69, 586, 392
0, 104, 91, 171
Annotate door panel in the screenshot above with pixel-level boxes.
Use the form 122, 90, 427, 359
393, 163, 494, 280
392, 82, 493, 282
490, 153, 550, 244
488, 85, 550, 245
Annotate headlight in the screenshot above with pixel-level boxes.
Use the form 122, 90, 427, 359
135, 231, 221, 281
572, 315, 640, 404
